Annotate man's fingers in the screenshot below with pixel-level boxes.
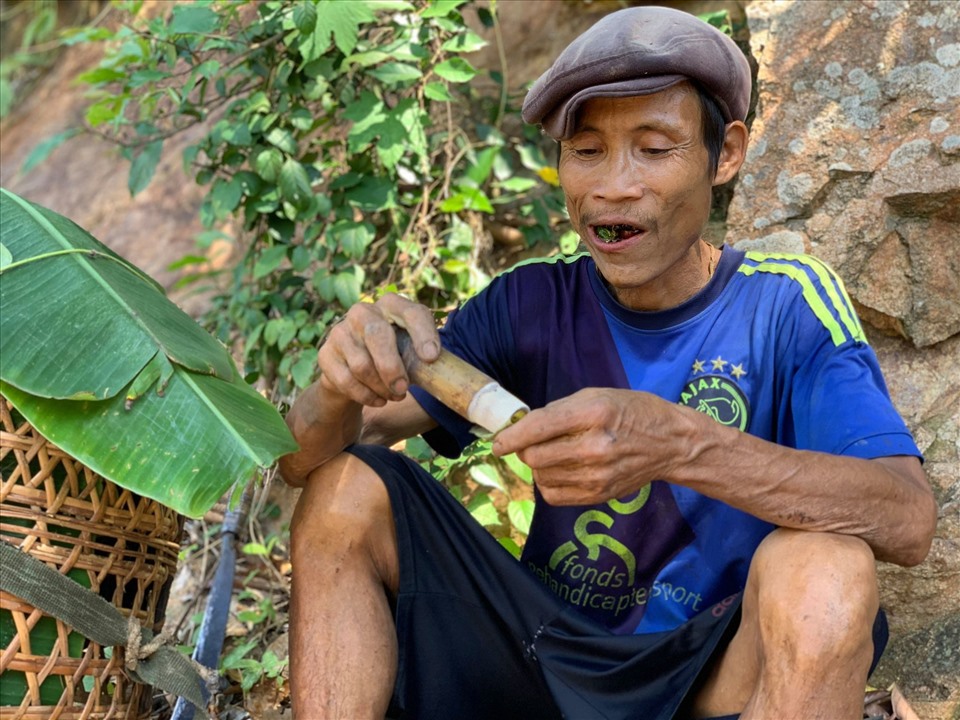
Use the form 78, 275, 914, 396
338, 330, 400, 401
493, 398, 588, 456
315, 293, 441, 408
318, 356, 388, 408
377, 293, 440, 362
357, 320, 409, 398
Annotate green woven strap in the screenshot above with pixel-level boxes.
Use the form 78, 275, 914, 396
0, 540, 211, 718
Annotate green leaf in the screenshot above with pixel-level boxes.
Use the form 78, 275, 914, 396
440, 187, 494, 214
559, 230, 581, 255
423, 82, 453, 102
291, 354, 316, 389
21, 128, 81, 174
346, 176, 397, 211
254, 148, 284, 182
77, 67, 128, 84
507, 499, 535, 535
0, 243, 12, 271
364, 0, 416, 10
498, 176, 537, 193
470, 463, 504, 491
367, 62, 422, 85
343, 50, 391, 68
0, 192, 297, 518
307, 0, 375, 58
465, 146, 499, 187
265, 127, 297, 154
332, 267, 364, 308
441, 31, 487, 53
501, 453, 533, 484
288, 107, 314, 131
128, 140, 163, 196
222, 123, 253, 146
0, 189, 235, 400
467, 493, 499, 527
221, 639, 258, 668
292, 2, 318, 34
433, 57, 477, 83
253, 245, 288, 280
343, 92, 387, 151
329, 220, 375, 259
211, 176, 244, 218
85, 96, 124, 127
498, 537, 522, 559
421, 0, 468, 19
0, 77, 12, 118
278, 159, 313, 209
169, 5, 219, 34
374, 117, 406, 169
129, 68, 170, 87
311, 268, 335, 302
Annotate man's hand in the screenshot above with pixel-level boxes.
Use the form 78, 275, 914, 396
492, 388, 685, 505
279, 293, 439, 487
492, 387, 935, 567
318, 293, 440, 407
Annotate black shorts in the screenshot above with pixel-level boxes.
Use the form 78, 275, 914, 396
346, 445, 887, 720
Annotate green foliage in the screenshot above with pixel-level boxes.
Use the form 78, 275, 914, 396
0, 0, 60, 118
222, 638, 287, 693
406, 436, 535, 557
698, 9, 733, 36
0, 188, 297, 518
64, 0, 567, 397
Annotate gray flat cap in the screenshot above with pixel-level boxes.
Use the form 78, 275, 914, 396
522, 6, 751, 140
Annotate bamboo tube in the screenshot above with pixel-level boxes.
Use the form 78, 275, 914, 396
396, 329, 528, 435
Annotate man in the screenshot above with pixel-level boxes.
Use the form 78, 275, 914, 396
280, 6, 937, 719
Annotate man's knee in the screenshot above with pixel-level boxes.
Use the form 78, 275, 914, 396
290, 450, 399, 591
747, 529, 878, 666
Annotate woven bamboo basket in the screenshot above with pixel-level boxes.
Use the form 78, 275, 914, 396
0, 396, 183, 719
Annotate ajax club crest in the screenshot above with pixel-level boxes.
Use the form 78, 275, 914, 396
679, 358, 750, 430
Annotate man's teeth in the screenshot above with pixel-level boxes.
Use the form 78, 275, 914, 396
595, 225, 640, 243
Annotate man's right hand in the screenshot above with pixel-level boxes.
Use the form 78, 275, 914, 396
279, 294, 439, 487
317, 293, 441, 407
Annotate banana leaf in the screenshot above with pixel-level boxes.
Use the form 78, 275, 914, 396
0, 188, 299, 517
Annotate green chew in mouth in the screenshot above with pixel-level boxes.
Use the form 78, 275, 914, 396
596, 224, 639, 242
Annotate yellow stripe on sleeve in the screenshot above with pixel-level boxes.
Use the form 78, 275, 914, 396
738, 261, 849, 346
748, 252, 866, 343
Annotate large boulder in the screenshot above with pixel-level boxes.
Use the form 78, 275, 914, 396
728, 2, 959, 717
728, 0, 959, 349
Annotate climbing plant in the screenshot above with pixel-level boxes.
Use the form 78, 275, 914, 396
49, 0, 567, 395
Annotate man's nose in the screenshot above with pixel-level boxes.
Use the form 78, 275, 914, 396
592, 152, 646, 201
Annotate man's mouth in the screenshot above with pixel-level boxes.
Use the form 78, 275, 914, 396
593, 224, 643, 244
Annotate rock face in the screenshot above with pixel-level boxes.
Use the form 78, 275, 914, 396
729, 2, 959, 717
727, 0, 959, 349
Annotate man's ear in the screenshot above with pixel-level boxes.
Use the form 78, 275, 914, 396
714, 121, 748, 186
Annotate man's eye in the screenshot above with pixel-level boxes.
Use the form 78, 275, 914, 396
571, 147, 600, 157
643, 147, 672, 156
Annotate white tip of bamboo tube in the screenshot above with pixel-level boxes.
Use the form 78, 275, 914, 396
467, 382, 530, 435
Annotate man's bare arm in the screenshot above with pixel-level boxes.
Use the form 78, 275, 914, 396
278, 293, 442, 487
278, 379, 436, 487
493, 388, 937, 567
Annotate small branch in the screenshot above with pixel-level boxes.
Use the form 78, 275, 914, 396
491, 3, 509, 131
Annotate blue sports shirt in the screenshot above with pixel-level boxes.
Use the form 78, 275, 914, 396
410, 246, 920, 635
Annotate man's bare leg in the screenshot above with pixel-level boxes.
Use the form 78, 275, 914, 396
692, 528, 879, 720
290, 452, 400, 719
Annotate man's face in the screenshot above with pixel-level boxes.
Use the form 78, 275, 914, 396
559, 83, 717, 311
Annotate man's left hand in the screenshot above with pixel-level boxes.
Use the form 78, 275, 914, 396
492, 388, 684, 505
